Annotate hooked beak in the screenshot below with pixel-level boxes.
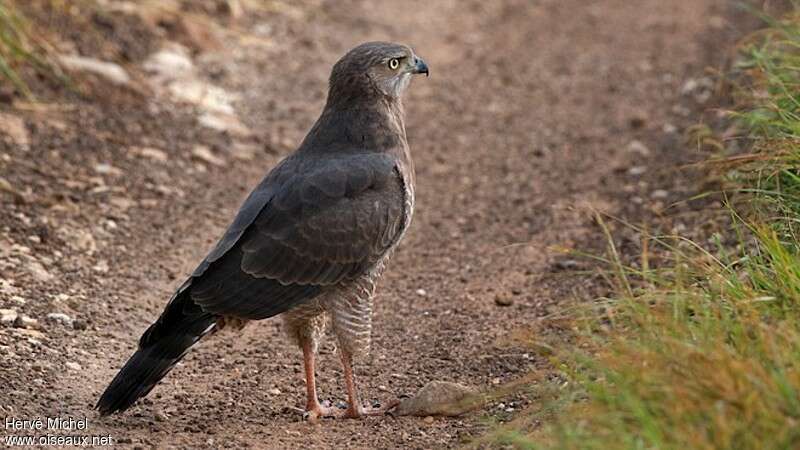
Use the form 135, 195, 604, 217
412, 57, 429, 77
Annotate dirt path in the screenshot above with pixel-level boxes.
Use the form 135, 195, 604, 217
1, 0, 741, 448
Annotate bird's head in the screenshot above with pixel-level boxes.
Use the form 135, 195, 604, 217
328, 41, 429, 106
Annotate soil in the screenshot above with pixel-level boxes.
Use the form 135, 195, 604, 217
0, 0, 757, 448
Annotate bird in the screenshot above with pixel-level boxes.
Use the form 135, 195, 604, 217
96, 41, 429, 420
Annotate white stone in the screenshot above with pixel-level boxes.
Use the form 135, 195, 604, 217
59, 55, 131, 85
192, 145, 226, 167
143, 45, 195, 79
46, 313, 73, 326
198, 112, 251, 137
168, 80, 236, 115
0, 113, 30, 151
136, 146, 169, 162
0, 309, 18, 325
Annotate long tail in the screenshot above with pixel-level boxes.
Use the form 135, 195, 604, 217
96, 290, 218, 416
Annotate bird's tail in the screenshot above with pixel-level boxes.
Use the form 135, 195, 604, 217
96, 290, 217, 416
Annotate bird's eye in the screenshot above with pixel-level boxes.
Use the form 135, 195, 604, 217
388, 58, 400, 70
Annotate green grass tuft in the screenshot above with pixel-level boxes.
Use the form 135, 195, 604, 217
492, 6, 800, 450
0, 0, 67, 99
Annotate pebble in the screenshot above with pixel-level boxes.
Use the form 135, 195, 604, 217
46, 313, 74, 327
651, 189, 669, 199
494, 294, 513, 307
143, 45, 195, 80
268, 388, 281, 395
198, 112, 252, 137
169, 80, 236, 115
0, 308, 18, 325
415, 288, 427, 297
59, 55, 131, 85
394, 381, 480, 417
662, 123, 678, 134
192, 145, 226, 167
626, 140, 651, 156
15, 315, 38, 329
628, 166, 647, 176
94, 163, 123, 176
65, 362, 81, 371
0, 113, 30, 151
136, 146, 169, 162
72, 319, 88, 331
26, 260, 54, 282
423, 416, 434, 424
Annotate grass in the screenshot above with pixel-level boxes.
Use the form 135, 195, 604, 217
489, 6, 800, 450
0, 0, 67, 99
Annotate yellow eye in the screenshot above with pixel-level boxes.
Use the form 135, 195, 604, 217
388, 58, 400, 70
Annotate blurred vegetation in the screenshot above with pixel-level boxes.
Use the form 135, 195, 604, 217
490, 6, 800, 450
0, 0, 67, 99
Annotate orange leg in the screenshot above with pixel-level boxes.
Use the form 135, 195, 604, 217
339, 349, 398, 418
302, 340, 332, 421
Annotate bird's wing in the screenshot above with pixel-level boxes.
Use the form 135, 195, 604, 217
184, 152, 406, 320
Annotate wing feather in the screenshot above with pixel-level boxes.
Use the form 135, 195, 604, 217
185, 152, 406, 320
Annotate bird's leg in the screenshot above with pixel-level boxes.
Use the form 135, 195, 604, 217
339, 349, 398, 418
302, 340, 331, 421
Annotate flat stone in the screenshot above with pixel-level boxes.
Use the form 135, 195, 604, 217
393, 381, 480, 417
46, 313, 73, 326
143, 45, 195, 79
0, 113, 30, 151
198, 112, 251, 137
0, 308, 18, 325
192, 145, 226, 167
26, 260, 54, 282
59, 55, 131, 85
135, 146, 169, 162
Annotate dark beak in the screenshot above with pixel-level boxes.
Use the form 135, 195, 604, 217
413, 57, 429, 77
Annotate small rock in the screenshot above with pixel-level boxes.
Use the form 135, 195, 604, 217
154, 410, 168, 422
651, 189, 669, 199
59, 55, 131, 85
393, 381, 480, 417
423, 416, 434, 424
681, 78, 699, 95
46, 313, 73, 326
68, 228, 97, 254
553, 259, 580, 271
94, 163, 123, 176
168, 80, 235, 115
198, 112, 252, 137
662, 123, 678, 134
626, 140, 650, 156
135, 146, 169, 162
14, 315, 38, 329
628, 114, 646, 129
192, 145, 226, 167
268, 388, 281, 395
628, 166, 647, 176
93, 260, 110, 273
0, 113, 30, 151
72, 319, 88, 331
0, 176, 28, 203
494, 294, 513, 307
65, 361, 81, 371
26, 260, 54, 282
143, 45, 195, 79
415, 289, 427, 297
0, 308, 18, 326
